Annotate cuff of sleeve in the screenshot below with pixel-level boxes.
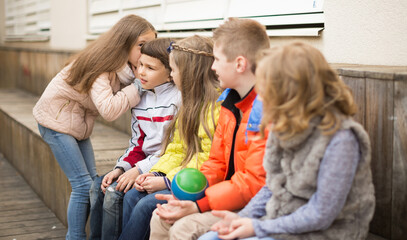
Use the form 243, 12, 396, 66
164, 177, 171, 190
196, 196, 211, 212
137, 159, 152, 174
122, 84, 141, 107
252, 219, 267, 238
136, 163, 143, 174
115, 161, 132, 172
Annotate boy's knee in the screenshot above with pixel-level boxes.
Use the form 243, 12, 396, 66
103, 185, 124, 209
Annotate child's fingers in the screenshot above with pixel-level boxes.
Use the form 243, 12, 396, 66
217, 226, 231, 235
134, 182, 144, 192
123, 180, 134, 193
106, 174, 115, 185
116, 178, 128, 192
101, 184, 106, 193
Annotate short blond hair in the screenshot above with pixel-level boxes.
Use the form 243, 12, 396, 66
213, 18, 269, 72
256, 41, 357, 140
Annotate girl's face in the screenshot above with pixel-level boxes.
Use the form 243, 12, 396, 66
169, 54, 181, 90
128, 30, 156, 69
138, 54, 170, 90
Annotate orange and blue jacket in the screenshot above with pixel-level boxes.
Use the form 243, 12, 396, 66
197, 88, 267, 212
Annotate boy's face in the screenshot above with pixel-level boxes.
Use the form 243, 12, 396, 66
211, 43, 236, 89
137, 54, 170, 90
169, 54, 181, 90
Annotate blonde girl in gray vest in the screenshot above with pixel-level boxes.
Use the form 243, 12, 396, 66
199, 41, 375, 240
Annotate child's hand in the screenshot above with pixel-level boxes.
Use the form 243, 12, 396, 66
116, 167, 140, 193
140, 176, 166, 194
134, 172, 154, 192
217, 218, 255, 240
155, 194, 199, 224
210, 210, 240, 235
101, 168, 123, 193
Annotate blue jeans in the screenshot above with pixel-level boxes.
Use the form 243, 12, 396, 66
119, 188, 170, 240
198, 231, 276, 240
38, 124, 97, 240
89, 176, 124, 240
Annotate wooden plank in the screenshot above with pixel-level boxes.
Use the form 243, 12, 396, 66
341, 75, 366, 126
0, 229, 67, 240
31, 52, 49, 95
0, 218, 62, 231
0, 222, 66, 238
365, 78, 394, 238
392, 74, 407, 239
0, 154, 67, 239
0, 49, 19, 88
0, 111, 13, 164
18, 51, 32, 92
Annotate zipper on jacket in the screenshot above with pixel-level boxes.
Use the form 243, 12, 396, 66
56, 100, 70, 120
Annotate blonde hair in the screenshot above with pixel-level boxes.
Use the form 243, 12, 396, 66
65, 15, 156, 93
162, 35, 220, 167
213, 17, 270, 73
256, 41, 357, 140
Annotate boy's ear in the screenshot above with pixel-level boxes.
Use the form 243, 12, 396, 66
235, 56, 248, 73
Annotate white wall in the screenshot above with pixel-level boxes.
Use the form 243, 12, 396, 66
1, 0, 406, 65
269, 0, 407, 66
321, 0, 407, 66
50, 0, 87, 50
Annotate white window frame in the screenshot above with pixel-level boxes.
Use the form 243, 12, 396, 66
87, 0, 324, 39
4, 0, 51, 42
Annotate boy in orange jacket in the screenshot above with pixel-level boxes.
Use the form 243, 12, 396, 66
149, 18, 270, 240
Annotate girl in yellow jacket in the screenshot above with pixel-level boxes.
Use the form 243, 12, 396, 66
32, 15, 156, 240
118, 35, 221, 240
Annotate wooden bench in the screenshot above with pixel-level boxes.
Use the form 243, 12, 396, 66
0, 88, 130, 226
1, 44, 406, 238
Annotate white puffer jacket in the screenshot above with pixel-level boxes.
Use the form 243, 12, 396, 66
33, 65, 140, 140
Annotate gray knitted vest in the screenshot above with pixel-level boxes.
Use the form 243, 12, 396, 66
264, 117, 375, 240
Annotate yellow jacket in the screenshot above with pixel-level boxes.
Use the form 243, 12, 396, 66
150, 103, 221, 181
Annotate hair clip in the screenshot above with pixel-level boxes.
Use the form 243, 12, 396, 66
167, 41, 174, 53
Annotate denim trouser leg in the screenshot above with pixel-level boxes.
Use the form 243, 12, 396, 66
38, 124, 97, 240
119, 189, 170, 240
198, 231, 276, 240
102, 181, 124, 240
89, 176, 105, 240
198, 231, 222, 240
89, 176, 124, 240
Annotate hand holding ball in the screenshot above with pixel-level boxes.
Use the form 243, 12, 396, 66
171, 168, 208, 201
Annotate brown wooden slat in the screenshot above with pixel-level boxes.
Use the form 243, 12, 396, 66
365, 78, 394, 238
341, 75, 366, 126
392, 74, 407, 239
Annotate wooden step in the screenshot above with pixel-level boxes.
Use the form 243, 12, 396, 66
0, 88, 131, 227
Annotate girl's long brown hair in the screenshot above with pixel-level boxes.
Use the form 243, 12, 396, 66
162, 35, 220, 167
65, 15, 156, 93
256, 41, 357, 140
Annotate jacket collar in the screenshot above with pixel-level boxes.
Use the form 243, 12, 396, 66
217, 87, 257, 112
235, 88, 257, 113
145, 82, 175, 95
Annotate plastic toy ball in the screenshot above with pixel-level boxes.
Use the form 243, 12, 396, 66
171, 168, 208, 201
